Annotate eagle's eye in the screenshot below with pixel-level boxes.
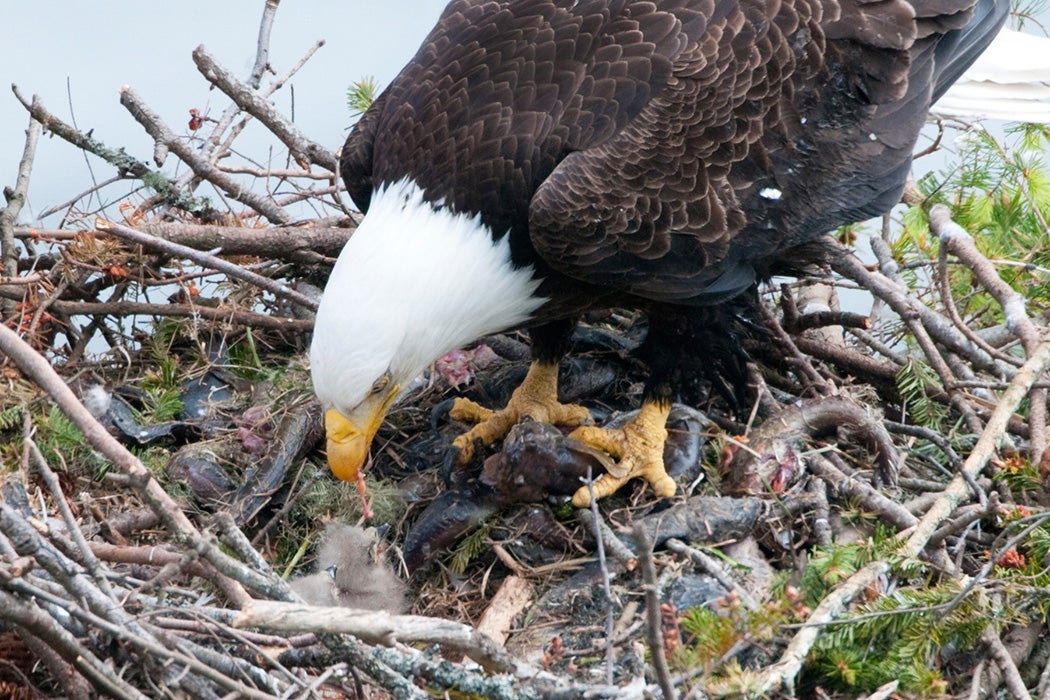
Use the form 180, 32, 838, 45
370, 373, 392, 395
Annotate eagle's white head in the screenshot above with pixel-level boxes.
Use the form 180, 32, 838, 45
310, 178, 545, 482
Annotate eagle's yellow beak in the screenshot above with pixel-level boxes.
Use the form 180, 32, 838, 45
324, 389, 397, 481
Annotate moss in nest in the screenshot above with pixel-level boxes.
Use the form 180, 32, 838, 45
35, 406, 104, 479
296, 461, 407, 526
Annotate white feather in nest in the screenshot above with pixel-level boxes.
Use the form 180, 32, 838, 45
933, 29, 1050, 123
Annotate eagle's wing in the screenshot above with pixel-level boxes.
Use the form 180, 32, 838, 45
528, 0, 1003, 302
340, 0, 1004, 302
341, 0, 700, 237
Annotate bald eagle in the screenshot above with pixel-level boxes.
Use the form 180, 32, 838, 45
311, 0, 1008, 506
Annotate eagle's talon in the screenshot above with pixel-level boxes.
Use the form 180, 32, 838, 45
440, 445, 459, 484
449, 397, 495, 424
569, 400, 675, 506
431, 398, 458, 433
445, 360, 593, 464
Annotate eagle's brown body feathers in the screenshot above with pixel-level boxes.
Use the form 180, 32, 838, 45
342, 0, 1005, 315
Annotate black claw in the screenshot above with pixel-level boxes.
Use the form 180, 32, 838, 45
440, 445, 462, 485
431, 398, 457, 434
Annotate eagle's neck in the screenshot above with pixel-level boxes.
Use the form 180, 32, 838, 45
313, 177, 546, 406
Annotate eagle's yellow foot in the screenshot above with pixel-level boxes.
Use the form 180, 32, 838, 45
450, 360, 593, 463
569, 400, 675, 507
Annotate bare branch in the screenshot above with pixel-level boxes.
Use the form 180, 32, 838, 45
193, 46, 338, 172
929, 203, 1048, 467
633, 524, 678, 700
1, 115, 42, 322
0, 290, 313, 333
235, 600, 523, 674
119, 86, 295, 224
96, 218, 318, 311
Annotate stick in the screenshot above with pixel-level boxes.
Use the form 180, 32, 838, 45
192, 46, 338, 172
0, 115, 42, 316
635, 525, 678, 700
235, 600, 521, 674
95, 218, 318, 311
119, 86, 294, 224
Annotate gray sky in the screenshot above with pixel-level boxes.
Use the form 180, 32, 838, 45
1, 1, 447, 224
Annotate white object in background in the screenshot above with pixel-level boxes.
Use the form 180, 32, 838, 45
933, 29, 1050, 123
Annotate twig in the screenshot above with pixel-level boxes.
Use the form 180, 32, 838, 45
576, 507, 637, 568
248, 0, 279, 89
193, 46, 338, 172
981, 625, 1033, 700
750, 337, 1050, 696
809, 454, 917, 532
89, 541, 239, 589
829, 240, 1007, 378
929, 203, 1048, 471
0, 292, 314, 333
127, 221, 346, 261
904, 338, 1050, 549
12, 86, 154, 181
0, 504, 249, 698
14, 629, 93, 700
584, 470, 616, 686
24, 419, 117, 600
809, 478, 833, 547
1, 115, 42, 317
0, 588, 148, 699
792, 335, 900, 383
95, 218, 318, 311
0, 322, 258, 607
634, 524, 678, 700
757, 302, 834, 396
119, 86, 294, 224
665, 538, 758, 610
235, 600, 521, 674
936, 245, 1024, 369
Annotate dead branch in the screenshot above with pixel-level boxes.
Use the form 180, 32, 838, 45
130, 221, 347, 261
0, 588, 147, 699
981, 625, 1033, 700
830, 240, 1008, 378
1, 117, 40, 278
811, 454, 917, 530
119, 86, 295, 224
192, 46, 339, 172
751, 339, 1050, 695
929, 203, 1048, 473
665, 538, 760, 609
12, 86, 154, 182
633, 524, 678, 700
95, 218, 318, 311
0, 292, 314, 332
0, 322, 286, 608
1, 115, 42, 321
235, 600, 521, 674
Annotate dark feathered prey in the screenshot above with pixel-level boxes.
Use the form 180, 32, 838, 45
311, 0, 1008, 506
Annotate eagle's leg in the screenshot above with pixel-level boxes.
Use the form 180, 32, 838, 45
450, 320, 592, 463
568, 306, 740, 506
568, 399, 675, 506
